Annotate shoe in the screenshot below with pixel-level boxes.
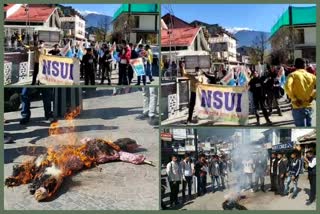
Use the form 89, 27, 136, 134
136, 114, 148, 120
150, 78, 154, 82
20, 118, 30, 125
266, 120, 272, 126
305, 200, 314, 206
250, 189, 254, 193
48, 117, 57, 123
4, 135, 14, 144
148, 116, 159, 126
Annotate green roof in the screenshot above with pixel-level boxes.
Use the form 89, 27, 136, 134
113, 4, 159, 20
270, 6, 316, 37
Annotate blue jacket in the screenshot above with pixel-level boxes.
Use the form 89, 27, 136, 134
288, 159, 302, 177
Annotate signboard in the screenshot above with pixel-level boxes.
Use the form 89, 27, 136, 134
184, 55, 211, 69
130, 58, 145, 76
196, 84, 249, 125
161, 133, 173, 142
272, 142, 294, 151
39, 55, 80, 85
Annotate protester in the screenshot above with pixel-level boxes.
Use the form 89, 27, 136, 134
248, 70, 272, 125
220, 155, 228, 190
19, 88, 55, 125
24, 40, 46, 85
100, 48, 113, 85
180, 153, 194, 201
275, 153, 287, 196
284, 151, 302, 198
82, 48, 97, 85
145, 45, 154, 83
305, 150, 316, 205
136, 44, 147, 86
269, 153, 278, 192
209, 155, 221, 193
166, 154, 182, 207
284, 58, 316, 127
140, 87, 158, 126
181, 63, 203, 124
254, 153, 267, 192
128, 43, 137, 84
48, 44, 61, 56
118, 40, 131, 85
265, 65, 283, 117
194, 154, 208, 196
242, 157, 254, 192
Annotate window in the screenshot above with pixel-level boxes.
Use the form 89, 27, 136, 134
296, 29, 305, 44
134, 16, 140, 28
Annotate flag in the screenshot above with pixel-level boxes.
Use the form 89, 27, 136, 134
220, 70, 236, 86
137, 38, 143, 45
60, 42, 71, 57
110, 42, 116, 52
238, 67, 250, 86
278, 66, 286, 88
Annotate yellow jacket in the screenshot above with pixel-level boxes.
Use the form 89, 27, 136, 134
147, 49, 153, 64
284, 69, 316, 109
182, 67, 202, 92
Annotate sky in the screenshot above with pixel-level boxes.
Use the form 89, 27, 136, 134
162, 4, 315, 33
63, 4, 120, 16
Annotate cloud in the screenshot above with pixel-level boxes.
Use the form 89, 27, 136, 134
225, 27, 253, 34
77, 10, 105, 16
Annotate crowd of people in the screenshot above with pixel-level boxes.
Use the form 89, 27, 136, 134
18, 37, 157, 86
163, 149, 316, 209
175, 57, 316, 127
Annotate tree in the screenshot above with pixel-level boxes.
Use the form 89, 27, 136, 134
250, 32, 268, 64
97, 17, 111, 42
112, 14, 135, 43
270, 27, 299, 65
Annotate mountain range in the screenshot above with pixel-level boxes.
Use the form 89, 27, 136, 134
234, 30, 271, 48
83, 13, 113, 31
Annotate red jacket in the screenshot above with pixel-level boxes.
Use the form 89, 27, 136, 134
120, 45, 131, 64
306, 66, 316, 75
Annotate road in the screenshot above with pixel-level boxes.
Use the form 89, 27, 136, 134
162, 172, 315, 210
4, 89, 159, 210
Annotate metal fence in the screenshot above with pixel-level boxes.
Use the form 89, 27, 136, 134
4, 51, 34, 85
161, 79, 190, 121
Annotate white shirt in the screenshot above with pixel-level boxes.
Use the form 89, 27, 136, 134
243, 159, 254, 173
166, 161, 182, 182
308, 157, 316, 168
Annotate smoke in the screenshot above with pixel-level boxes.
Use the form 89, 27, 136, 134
228, 133, 269, 195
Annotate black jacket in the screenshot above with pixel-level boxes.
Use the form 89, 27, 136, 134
82, 53, 96, 72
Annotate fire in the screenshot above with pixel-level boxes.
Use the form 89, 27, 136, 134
48, 106, 81, 136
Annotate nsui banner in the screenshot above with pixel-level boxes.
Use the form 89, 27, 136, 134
196, 84, 249, 125
130, 58, 145, 76
39, 55, 80, 85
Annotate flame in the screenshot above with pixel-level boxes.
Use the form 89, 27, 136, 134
48, 106, 81, 137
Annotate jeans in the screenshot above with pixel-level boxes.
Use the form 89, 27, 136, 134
188, 92, 196, 121
284, 176, 299, 197
200, 175, 207, 195
245, 173, 253, 190
182, 176, 193, 199
31, 62, 39, 85
308, 175, 316, 201
21, 88, 53, 120
211, 176, 221, 192
142, 87, 158, 117
255, 173, 265, 191
118, 63, 128, 85
169, 181, 180, 205
84, 70, 95, 85
146, 62, 152, 81
292, 108, 312, 127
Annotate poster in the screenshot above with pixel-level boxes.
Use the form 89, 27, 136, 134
38, 55, 80, 85
130, 58, 145, 76
196, 84, 249, 125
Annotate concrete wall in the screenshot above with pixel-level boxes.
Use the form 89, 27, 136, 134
133, 14, 157, 31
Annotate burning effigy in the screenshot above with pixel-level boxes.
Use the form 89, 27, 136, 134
5, 107, 154, 202
222, 192, 248, 210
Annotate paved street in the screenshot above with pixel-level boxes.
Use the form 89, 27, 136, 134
4, 89, 159, 210
162, 171, 316, 210
161, 98, 316, 127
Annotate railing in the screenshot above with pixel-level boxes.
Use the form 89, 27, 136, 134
4, 50, 34, 85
